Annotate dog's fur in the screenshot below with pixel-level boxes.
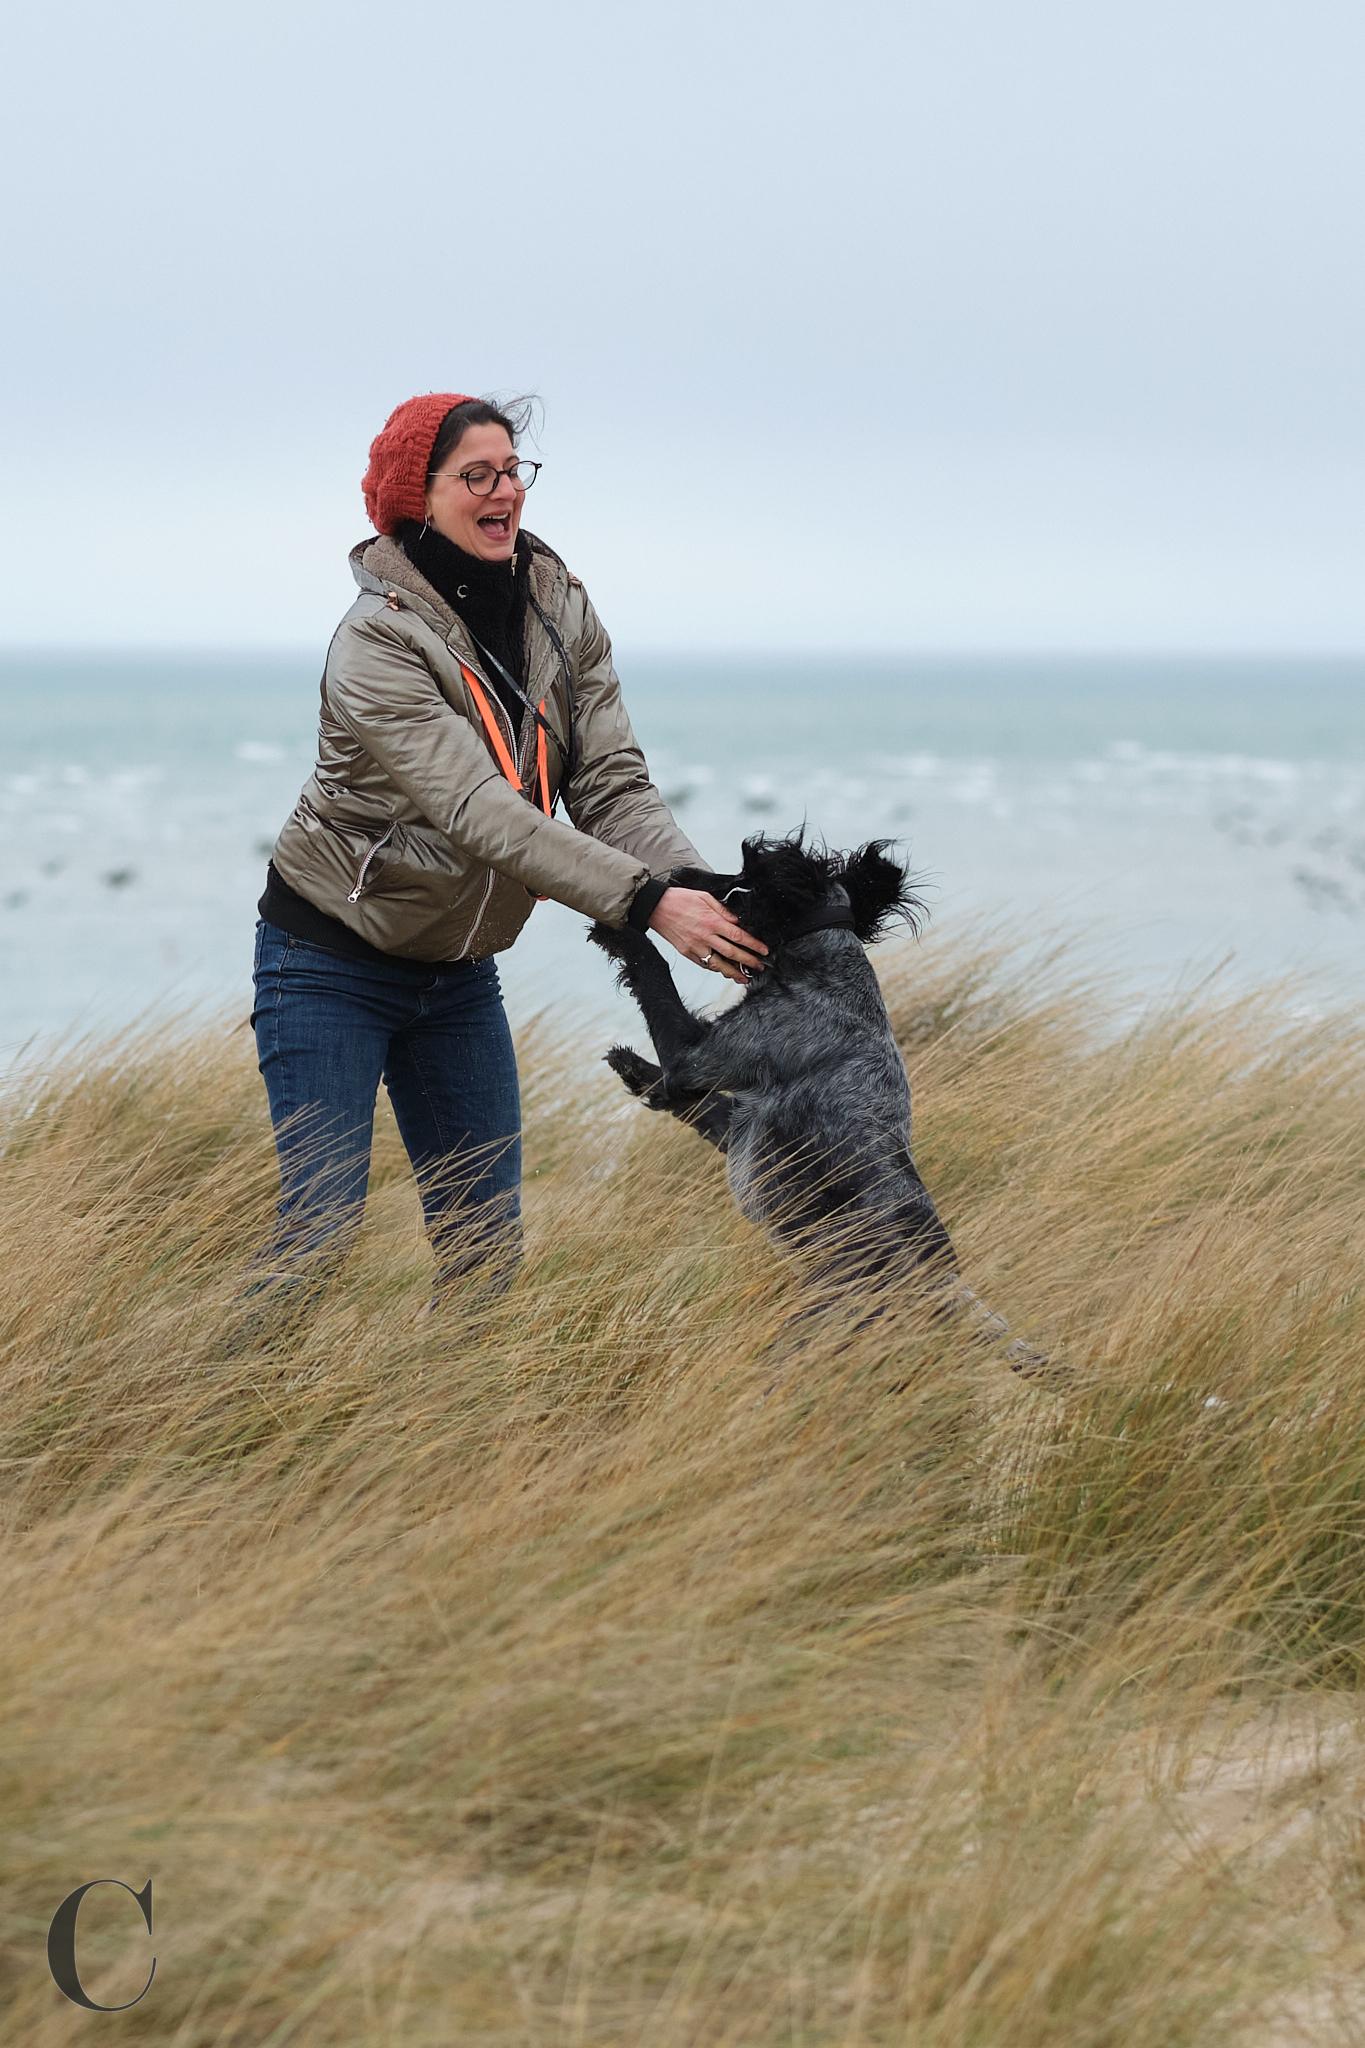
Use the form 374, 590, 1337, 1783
590, 831, 1052, 1377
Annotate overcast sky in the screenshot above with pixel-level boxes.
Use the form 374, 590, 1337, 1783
4, 0, 1363, 653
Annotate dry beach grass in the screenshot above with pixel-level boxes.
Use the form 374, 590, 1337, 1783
2, 927, 1363, 2043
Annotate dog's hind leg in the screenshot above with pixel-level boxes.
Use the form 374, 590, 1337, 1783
895, 1166, 959, 1275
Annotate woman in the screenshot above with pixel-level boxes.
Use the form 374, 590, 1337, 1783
249, 390, 765, 1307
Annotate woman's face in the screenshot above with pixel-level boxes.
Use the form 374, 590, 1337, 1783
424, 423, 523, 561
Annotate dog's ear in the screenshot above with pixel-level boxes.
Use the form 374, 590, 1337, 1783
837, 841, 929, 943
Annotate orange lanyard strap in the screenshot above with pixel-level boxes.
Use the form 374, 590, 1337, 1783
460, 662, 551, 812
459, 663, 523, 792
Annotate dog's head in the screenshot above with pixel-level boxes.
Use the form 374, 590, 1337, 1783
670, 831, 929, 950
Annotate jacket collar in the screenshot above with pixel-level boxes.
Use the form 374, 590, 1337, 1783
349, 529, 568, 644
350, 532, 449, 633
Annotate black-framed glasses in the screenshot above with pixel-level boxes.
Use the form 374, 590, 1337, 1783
430, 459, 542, 497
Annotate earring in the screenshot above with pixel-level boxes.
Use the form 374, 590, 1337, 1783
419, 518, 429, 540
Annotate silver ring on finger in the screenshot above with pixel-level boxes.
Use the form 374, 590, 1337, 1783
700, 949, 713, 966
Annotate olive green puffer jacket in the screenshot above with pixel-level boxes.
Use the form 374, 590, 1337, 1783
269, 530, 705, 962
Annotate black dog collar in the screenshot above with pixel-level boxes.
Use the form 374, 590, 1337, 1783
784, 905, 858, 940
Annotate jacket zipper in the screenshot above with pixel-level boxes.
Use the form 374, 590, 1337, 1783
346, 821, 396, 903
460, 866, 499, 955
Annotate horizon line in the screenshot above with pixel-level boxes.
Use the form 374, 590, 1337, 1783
3, 641, 1365, 664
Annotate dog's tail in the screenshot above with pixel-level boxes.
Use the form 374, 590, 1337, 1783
931, 1280, 1068, 1385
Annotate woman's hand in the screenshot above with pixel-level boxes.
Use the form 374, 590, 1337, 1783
647, 888, 768, 985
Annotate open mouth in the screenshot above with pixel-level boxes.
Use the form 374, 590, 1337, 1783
477, 513, 512, 539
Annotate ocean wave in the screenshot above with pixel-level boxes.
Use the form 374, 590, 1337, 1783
1102, 741, 1303, 784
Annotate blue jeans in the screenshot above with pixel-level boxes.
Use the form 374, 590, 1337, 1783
248, 919, 522, 1303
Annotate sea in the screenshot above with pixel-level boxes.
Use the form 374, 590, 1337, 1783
3, 649, 1364, 1067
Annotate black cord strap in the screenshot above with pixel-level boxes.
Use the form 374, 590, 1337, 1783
461, 624, 572, 776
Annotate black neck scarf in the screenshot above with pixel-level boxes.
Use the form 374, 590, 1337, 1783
396, 521, 530, 731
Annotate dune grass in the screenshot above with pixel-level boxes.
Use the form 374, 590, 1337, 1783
2, 928, 1363, 2043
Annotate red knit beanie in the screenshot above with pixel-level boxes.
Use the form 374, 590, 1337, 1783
361, 392, 477, 534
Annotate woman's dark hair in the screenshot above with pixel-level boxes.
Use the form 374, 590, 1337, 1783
426, 393, 540, 477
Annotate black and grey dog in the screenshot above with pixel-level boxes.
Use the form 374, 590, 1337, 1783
590, 831, 1051, 1377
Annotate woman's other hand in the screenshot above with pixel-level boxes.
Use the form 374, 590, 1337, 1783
647, 888, 768, 985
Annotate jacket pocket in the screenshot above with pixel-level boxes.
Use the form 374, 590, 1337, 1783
345, 821, 397, 903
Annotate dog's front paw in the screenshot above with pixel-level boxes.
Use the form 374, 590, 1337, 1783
605, 1044, 665, 1102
